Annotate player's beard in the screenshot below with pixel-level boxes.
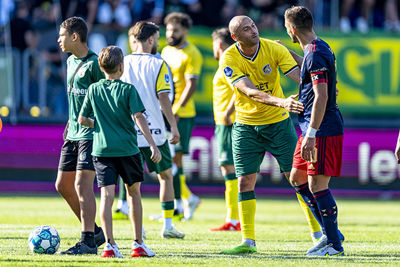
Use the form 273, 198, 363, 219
151, 43, 157, 55
290, 33, 299, 43
167, 36, 183, 47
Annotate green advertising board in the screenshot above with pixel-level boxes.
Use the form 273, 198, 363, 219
159, 28, 400, 118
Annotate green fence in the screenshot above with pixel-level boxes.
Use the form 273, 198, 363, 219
159, 28, 400, 118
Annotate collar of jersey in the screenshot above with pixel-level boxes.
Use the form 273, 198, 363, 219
236, 41, 260, 62
177, 42, 189, 49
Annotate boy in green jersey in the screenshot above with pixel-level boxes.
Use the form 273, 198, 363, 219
56, 16, 105, 255
79, 46, 161, 258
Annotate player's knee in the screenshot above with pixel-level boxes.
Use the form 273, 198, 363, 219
238, 176, 255, 192
158, 170, 172, 182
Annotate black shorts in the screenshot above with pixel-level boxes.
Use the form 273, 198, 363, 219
58, 140, 95, 171
93, 153, 144, 187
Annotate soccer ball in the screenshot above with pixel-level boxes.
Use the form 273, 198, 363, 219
28, 225, 60, 254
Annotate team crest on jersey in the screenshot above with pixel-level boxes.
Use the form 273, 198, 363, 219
78, 66, 87, 78
262, 64, 271, 75
164, 74, 170, 83
224, 67, 233, 78
79, 152, 87, 161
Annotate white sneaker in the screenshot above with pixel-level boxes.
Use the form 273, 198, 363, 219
162, 226, 185, 239
131, 241, 155, 257
183, 195, 200, 220
306, 235, 327, 255
307, 243, 344, 256
340, 17, 351, 33
356, 17, 369, 34
101, 243, 123, 258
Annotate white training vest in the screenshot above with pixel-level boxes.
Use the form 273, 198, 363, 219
121, 53, 169, 147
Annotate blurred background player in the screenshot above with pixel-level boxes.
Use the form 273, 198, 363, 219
55, 16, 105, 255
208, 27, 240, 232
219, 15, 321, 254
161, 12, 203, 220
121, 21, 185, 239
284, 6, 345, 256
79, 45, 161, 258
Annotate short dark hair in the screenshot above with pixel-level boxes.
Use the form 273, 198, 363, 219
60, 16, 88, 43
212, 27, 235, 46
98, 46, 123, 74
284, 6, 314, 31
128, 21, 159, 42
164, 12, 192, 29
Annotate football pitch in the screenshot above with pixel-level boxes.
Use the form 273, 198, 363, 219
0, 194, 399, 266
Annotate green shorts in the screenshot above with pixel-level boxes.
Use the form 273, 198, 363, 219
174, 117, 194, 154
215, 124, 234, 166
232, 118, 297, 177
140, 141, 172, 174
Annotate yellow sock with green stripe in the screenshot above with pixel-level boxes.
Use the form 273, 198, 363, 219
225, 174, 239, 221
161, 201, 174, 229
296, 192, 322, 235
238, 191, 256, 241
180, 173, 192, 200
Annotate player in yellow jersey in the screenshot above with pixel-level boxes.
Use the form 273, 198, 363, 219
161, 12, 202, 220
219, 16, 321, 254
208, 28, 241, 232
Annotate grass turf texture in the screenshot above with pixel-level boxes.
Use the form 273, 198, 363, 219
0, 194, 399, 266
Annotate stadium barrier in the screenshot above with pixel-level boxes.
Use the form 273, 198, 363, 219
0, 125, 399, 196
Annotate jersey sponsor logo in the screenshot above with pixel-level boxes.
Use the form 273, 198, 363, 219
79, 151, 87, 161
137, 128, 162, 135
164, 74, 170, 83
262, 64, 271, 75
255, 82, 269, 92
224, 67, 233, 78
70, 88, 88, 95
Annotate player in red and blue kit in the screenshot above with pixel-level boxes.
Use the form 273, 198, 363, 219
283, 6, 344, 256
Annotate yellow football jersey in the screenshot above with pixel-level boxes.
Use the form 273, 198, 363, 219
161, 42, 203, 118
213, 67, 235, 125
220, 38, 298, 125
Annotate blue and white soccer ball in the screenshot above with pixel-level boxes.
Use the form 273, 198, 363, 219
28, 225, 60, 254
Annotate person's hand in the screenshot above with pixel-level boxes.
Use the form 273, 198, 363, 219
301, 136, 317, 162
170, 125, 180, 145
223, 112, 233, 126
150, 145, 162, 163
282, 94, 304, 114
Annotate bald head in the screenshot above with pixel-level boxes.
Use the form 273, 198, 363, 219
228, 16, 259, 46
229, 16, 252, 35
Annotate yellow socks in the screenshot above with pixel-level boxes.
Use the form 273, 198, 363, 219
238, 191, 256, 240
296, 192, 321, 234
225, 174, 239, 221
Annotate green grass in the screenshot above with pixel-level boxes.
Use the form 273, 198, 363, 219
0, 194, 399, 266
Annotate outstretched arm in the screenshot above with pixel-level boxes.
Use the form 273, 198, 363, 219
234, 77, 304, 114
275, 40, 304, 67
